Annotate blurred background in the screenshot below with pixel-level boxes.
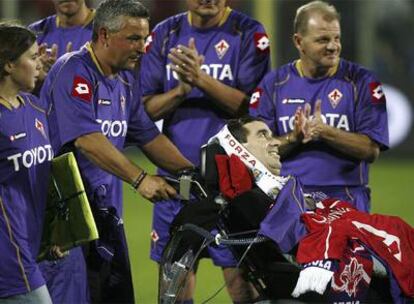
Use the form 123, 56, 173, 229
1, 0, 413, 302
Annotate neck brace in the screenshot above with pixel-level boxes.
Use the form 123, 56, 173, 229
210, 125, 289, 200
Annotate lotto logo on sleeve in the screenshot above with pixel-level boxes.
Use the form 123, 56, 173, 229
369, 82, 386, 104
254, 33, 270, 53
249, 88, 262, 109
72, 76, 92, 102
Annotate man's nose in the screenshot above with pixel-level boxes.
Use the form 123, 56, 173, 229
270, 136, 281, 147
135, 39, 145, 53
326, 40, 337, 51
36, 59, 42, 71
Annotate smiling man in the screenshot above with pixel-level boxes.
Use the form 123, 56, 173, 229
250, 0, 389, 213
242, 120, 282, 176
40, 0, 193, 302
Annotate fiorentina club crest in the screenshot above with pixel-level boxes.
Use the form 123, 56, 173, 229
214, 39, 230, 59
120, 95, 126, 114
35, 118, 47, 139
328, 88, 343, 108
332, 256, 371, 297
151, 230, 159, 244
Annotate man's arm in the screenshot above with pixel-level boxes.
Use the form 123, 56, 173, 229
141, 25, 194, 121
143, 40, 247, 119
308, 100, 379, 162
187, 69, 249, 115
311, 125, 380, 162
140, 134, 193, 174
143, 82, 191, 121
74, 132, 177, 201
143, 64, 247, 120
168, 38, 248, 116
288, 100, 380, 162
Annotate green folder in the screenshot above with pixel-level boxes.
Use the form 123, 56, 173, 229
37, 152, 99, 261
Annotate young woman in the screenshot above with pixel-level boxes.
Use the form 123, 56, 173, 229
0, 23, 53, 303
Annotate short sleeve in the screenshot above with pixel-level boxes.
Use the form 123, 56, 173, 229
41, 57, 101, 148
125, 81, 160, 147
248, 72, 278, 134
140, 25, 166, 96
354, 72, 389, 150
237, 22, 271, 94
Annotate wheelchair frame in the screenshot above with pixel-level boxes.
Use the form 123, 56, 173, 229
158, 142, 393, 304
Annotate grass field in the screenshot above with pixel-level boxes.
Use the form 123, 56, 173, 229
123, 151, 414, 303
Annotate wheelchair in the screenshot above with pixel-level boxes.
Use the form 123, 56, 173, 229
159, 140, 394, 304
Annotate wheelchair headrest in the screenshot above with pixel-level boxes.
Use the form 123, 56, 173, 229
200, 139, 226, 196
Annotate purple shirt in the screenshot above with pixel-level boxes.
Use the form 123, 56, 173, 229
29, 13, 94, 57
141, 8, 270, 167
0, 94, 52, 297
41, 44, 159, 216
259, 177, 307, 253
250, 59, 389, 187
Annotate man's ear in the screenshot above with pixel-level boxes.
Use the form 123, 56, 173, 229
3, 61, 14, 75
293, 33, 302, 53
98, 27, 110, 46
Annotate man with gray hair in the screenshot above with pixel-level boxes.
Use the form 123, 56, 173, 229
250, 0, 389, 213
40, 0, 193, 302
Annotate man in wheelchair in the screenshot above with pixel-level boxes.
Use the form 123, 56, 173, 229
161, 116, 414, 304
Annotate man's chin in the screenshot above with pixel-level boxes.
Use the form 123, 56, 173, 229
57, 3, 79, 15
324, 56, 339, 67
195, 7, 220, 17
269, 167, 281, 176
120, 62, 138, 71
26, 84, 36, 92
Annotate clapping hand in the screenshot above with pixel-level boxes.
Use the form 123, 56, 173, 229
38, 43, 58, 82
168, 38, 204, 90
38, 42, 73, 82
306, 99, 326, 141
295, 99, 326, 143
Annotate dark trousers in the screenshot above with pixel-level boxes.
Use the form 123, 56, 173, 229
85, 220, 134, 303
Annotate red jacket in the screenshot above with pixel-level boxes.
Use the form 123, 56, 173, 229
297, 199, 414, 297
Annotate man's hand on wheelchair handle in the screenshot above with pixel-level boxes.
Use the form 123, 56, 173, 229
137, 175, 177, 202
